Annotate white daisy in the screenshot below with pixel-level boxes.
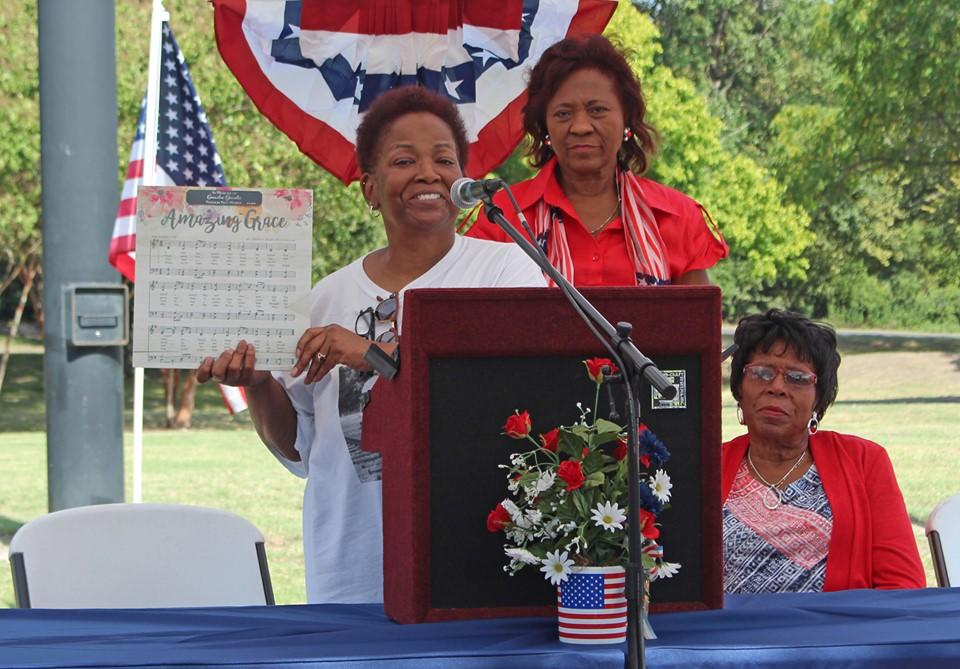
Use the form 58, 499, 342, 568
505, 547, 540, 565
651, 561, 681, 580
591, 500, 627, 532
649, 469, 673, 503
540, 549, 574, 585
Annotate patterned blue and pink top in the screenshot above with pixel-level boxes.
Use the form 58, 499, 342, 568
723, 460, 833, 594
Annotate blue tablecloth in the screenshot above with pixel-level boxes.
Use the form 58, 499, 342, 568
1, 588, 958, 668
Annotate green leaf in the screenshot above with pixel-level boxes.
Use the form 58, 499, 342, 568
558, 430, 586, 458
593, 418, 623, 440
571, 491, 589, 518
582, 450, 605, 472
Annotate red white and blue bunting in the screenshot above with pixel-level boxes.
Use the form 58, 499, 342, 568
213, 0, 615, 184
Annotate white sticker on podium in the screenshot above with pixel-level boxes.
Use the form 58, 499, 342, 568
652, 370, 687, 410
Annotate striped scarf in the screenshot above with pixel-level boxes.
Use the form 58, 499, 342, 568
531, 168, 669, 286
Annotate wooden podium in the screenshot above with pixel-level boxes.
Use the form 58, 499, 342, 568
362, 287, 724, 623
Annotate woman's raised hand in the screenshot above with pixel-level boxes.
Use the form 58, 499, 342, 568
291, 324, 374, 384
196, 339, 271, 387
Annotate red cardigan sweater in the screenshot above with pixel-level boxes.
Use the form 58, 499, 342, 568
722, 431, 926, 591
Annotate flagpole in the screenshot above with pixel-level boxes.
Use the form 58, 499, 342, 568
133, 0, 169, 504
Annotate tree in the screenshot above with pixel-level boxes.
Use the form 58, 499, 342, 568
768, 0, 960, 327
640, 0, 831, 154
643, 0, 960, 329
0, 3, 43, 393
605, 1, 812, 315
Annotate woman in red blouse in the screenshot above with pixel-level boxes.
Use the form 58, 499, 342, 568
465, 34, 727, 286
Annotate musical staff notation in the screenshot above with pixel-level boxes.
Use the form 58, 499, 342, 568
148, 325, 296, 337
148, 280, 297, 293
148, 310, 296, 322
149, 238, 297, 252
145, 352, 295, 367
148, 267, 297, 279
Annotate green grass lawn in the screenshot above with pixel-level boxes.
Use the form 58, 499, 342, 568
1, 341, 958, 607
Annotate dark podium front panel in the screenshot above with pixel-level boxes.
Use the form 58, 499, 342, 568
362, 287, 723, 622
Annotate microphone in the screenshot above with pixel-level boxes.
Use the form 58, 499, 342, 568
450, 177, 505, 209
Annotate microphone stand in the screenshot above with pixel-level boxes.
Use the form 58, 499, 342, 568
480, 198, 676, 669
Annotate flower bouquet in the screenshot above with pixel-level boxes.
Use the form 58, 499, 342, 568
486, 358, 680, 643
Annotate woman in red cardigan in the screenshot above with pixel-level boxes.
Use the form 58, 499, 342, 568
723, 309, 925, 593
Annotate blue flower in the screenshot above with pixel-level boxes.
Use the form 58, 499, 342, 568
637, 482, 664, 515
639, 428, 671, 468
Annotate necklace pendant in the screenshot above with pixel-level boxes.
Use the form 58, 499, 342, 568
762, 486, 782, 510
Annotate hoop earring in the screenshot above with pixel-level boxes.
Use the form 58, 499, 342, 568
807, 412, 819, 435
623, 127, 633, 142
737, 405, 745, 425
369, 204, 380, 217
544, 134, 551, 147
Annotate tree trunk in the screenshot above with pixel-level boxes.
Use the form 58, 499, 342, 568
161, 368, 179, 427
160, 368, 198, 429
172, 372, 197, 429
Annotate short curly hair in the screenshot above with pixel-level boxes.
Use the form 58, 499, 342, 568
355, 86, 470, 175
522, 34, 657, 174
730, 309, 841, 420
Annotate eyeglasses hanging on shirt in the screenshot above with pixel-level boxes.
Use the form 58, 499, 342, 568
355, 294, 398, 344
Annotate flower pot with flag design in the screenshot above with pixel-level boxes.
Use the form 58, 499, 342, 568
556, 565, 627, 644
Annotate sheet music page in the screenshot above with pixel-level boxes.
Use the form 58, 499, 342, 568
132, 186, 313, 370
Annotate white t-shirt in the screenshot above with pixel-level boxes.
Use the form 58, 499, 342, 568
273, 236, 545, 603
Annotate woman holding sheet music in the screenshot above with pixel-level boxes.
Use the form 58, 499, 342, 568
465, 34, 728, 287
197, 86, 544, 604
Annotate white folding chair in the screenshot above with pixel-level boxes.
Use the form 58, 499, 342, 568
926, 493, 960, 588
8, 503, 274, 608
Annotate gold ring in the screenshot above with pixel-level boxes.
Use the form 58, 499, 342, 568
316, 352, 327, 362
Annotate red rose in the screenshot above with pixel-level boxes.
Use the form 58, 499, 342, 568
613, 437, 628, 461
503, 411, 532, 439
639, 509, 660, 539
557, 460, 585, 491
486, 503, 512, 532
584, 357, 618, 384
539, 428, 559, 452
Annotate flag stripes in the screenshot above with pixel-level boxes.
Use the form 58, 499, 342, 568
557, 567, 627, 644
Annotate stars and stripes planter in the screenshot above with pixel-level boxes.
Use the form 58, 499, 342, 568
556, 565, 627, 644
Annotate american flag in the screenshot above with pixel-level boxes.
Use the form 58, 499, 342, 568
556, 567, 627, 644
110, 23, 245, 415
